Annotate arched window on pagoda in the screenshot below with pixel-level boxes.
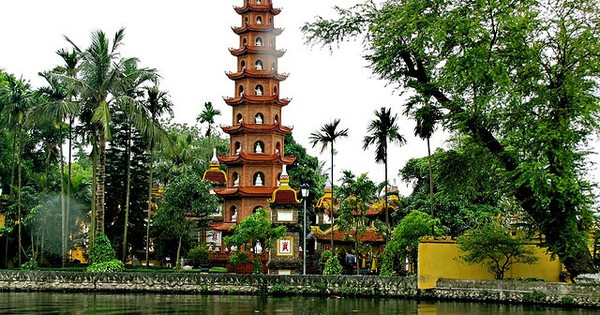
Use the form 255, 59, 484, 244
275, 142, 281, 155
274, 114, 279, 124
255, 60, 263, 70
269, 17, 273, 25
234, 141, 241, 154
273, 85, 278, 95
229, 206, 237, 222
255, 85, 263, 96
255, 37, 263, 46
254, 141, 264, 153
242, 38, 247, 46
256, 16, 262, 25
277, 172, 281, 186
245, 17, 249, 25
240, 60, 246, 71
232, 172, 240, 187
255, 113, 264, 124
271, 61, 276, 71
253, 172, 265, 186
238, 85, 244, 97
236, 113, 243, 124
256, 0, 262, 5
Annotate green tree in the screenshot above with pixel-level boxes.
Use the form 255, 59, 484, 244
142, 85, 173, 267
387, 210, 445, 274
0, 74, 33, 265
458, 222, 539, 280
63, 28, 157, 237
336, 171, 378, 274
153, 172, 218, 266
303, 0, 600, 277
196, 101, 222, 138
363, 107, 406, 225
310, 119, 349, 249
225, 208, 286, 275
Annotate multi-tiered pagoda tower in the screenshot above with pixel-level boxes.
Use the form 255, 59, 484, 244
211, 0, 296, 231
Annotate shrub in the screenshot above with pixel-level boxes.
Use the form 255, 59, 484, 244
323, 255, 343, 275
523, 289, 547, 303
187, 246, 210, 265
20, 258, 38, 270
86, 259, 125, 272
208, 266, 228, 273
379, 252, 396, 277
89, 233, 116, 264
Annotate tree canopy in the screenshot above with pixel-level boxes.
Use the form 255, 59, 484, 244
303, 0, 600, 277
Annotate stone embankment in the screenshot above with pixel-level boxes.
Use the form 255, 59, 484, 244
0, 271, 598, 308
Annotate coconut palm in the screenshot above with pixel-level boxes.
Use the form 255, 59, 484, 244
61, 28, 150, 235
362, 107, 406, 225
309, 118, 348, 249
196, 102, 221, 138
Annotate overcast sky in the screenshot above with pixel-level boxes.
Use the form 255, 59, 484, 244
1, 0, 598, 195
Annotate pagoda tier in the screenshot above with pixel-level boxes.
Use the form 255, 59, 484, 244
229, 46, 286, 57
223, 94, 291, 106
218, 152, 296, 165
214, 186, 276, 197
232, 25, 284, 35
234, 4, 282, 15
222, 122, 292, 135
226, 69, 288, 81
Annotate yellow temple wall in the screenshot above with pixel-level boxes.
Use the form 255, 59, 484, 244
418, 238, 563, 289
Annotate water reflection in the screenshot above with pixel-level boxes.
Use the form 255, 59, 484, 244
0, 292, 595, 315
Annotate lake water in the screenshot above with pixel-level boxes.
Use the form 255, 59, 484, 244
0, 292, 595, 314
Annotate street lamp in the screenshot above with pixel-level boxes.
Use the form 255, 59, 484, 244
300, 183, 310, 275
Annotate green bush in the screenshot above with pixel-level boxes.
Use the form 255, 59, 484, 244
379, 252, 396, 277
90, 233, 116, 264
86, 259, 125, 272
323, 255, 343, 275
20, 258, 38, 270
523, 289, 547, 303
187, 246, 210, 264
208, 266, 228, 273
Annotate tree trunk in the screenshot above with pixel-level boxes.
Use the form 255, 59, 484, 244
66, 117, 73, 266
384, 140, 389, 225
90, 141, 98, 248
59, 125, 66, 267
427, 137, 434, 235
330, 145, 335, 250
122, 123, 132, 263
176, 235, 183, 269
95, 124, 107, 234
145, 141, 154, 267
17, 127, 22, 266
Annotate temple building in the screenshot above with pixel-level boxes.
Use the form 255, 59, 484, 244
202, 0, 301, 273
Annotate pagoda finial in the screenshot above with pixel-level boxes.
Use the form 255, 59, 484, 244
279, 164, 290, 186
211, 148, 219, 164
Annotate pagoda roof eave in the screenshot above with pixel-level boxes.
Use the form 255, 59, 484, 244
229, 46, 286, 57
232, 25, 284, 36
223, 95, 291, 107
226, 69, 289, 81
221, 122, 292, 135
234, 5, 282, 15
218, 153, 296, 165
214, 186, 276, 197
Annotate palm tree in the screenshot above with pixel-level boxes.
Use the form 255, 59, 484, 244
411, 102, 441, 233
196, 102, 221, 137
309, 118, 348, 249
363, 107, 406, 225
0, 75, 33, 265
143, 85, 173, 266
62, 28, 147, 235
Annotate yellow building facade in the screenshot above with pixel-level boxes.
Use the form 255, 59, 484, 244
418, 237, 563, 289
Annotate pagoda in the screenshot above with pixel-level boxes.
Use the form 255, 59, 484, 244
207, 0, 296, 235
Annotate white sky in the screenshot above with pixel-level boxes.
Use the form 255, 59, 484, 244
1, 0, 598, 196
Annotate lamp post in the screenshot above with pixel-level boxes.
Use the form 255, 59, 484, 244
300, 183, 310, 275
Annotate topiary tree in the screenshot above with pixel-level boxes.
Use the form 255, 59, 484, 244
87, 232, 124, 272
321, 250, 342, 275
458, 222, 538, 280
